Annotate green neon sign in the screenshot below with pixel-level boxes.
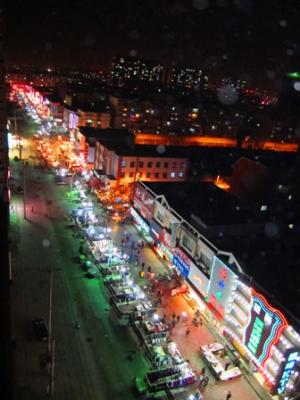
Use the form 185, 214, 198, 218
247, 317, 265, 355
287, 72, 300, 79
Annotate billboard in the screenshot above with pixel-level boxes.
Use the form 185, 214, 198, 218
133, 183, 155, 221
208, 257, 238, 317
188, 262, 210, 297
243, 289, 288, 366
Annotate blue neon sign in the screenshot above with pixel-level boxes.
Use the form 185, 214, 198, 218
277, 351, 299, 395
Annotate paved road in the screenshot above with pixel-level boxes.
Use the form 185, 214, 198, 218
11, 124, 148, 399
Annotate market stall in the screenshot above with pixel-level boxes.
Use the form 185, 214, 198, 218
200, 343, 242, 381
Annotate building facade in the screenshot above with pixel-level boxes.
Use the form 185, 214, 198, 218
131, 181, 300, 399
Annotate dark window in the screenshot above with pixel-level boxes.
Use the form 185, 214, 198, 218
130, 161, 135, 168
154, 172, 159, 178
172, 161, 177, 168
139, 161, 144, 167
129, 172, 134, 178
147, 161, 153, 168
121, 172, 125, 178
163, 172, 167, 178
146, 172, 151, 178
164, 161, 169, 168
156, 161, 161, 168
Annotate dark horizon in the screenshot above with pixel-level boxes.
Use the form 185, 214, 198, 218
5, 0, 300, 89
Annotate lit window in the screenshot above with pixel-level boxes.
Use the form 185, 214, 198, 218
260, 205, 267, 211
170, 172, 176, 178
121, 160, 126, 167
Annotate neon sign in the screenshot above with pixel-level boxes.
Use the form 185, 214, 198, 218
276, 350, 299, 395
244, 289, 288, 366
247, 317, 264, 355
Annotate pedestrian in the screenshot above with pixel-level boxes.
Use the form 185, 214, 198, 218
226, 391, 232, 400
147, 265, 152, 273
161, 314, 166, 324
172, 312, 176, 319
225, 361, 231, 371
185, 327, 190, 336
203, 376, 209, 388
201, 366, 206, 376
141, 262, 145, 271
176, 315, 180, 323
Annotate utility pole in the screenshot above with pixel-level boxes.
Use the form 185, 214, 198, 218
46, 268, 54, 397
22, 161, 27, 220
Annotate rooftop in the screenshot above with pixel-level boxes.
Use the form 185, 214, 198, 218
214, 230, 300, 320
144, 181, 254, 226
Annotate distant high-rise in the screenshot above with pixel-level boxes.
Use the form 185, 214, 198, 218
110, 56, 164, 86
166, 65, 204, 90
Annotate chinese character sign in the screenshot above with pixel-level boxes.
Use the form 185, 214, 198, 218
172, 248, 191, 278
275, 349, 300, 395
243, 289, 288, 366
133, 184, 155, 221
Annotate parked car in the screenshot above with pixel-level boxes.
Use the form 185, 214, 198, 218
32, 318, 48, 341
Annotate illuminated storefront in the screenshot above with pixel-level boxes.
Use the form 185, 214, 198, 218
130, 208, 153, 243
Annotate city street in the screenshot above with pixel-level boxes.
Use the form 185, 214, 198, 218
10, 118, 269, 400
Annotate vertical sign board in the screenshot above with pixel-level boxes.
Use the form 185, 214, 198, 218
172, 248, 191, 278
243, 289, 288, 366
133, 183, 155, 222
207, 257, 237, 317
275, 349, 300, 395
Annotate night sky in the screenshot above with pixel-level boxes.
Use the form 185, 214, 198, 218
5, 0, 300, 86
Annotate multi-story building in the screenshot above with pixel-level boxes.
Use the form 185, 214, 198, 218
94, 140, 189, 187
77, 102, 111, 129
110, 56, 164, 86
109, 94, 202, 135
166, 65, 204, 90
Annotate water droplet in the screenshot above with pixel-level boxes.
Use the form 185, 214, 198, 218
193, 0, 209, 10
129, 49, 137, 57
293, 81, 300, 91
42, 239, 51, 248
217, 84, 239, 105
279, 20, 287, 27
156, 145, 166, 154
